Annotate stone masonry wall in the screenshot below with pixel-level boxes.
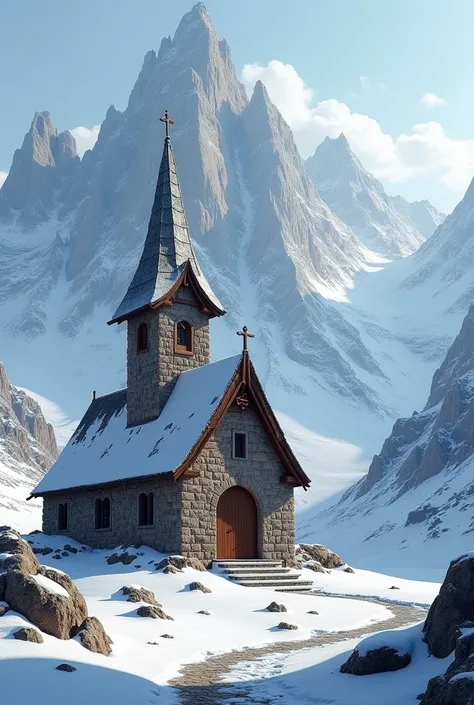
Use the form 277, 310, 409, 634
180, 404, 295, 564
126, 285, 210, 425
42, 475, 181, 552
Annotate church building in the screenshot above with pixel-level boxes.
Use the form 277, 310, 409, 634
32, 111, 310, 564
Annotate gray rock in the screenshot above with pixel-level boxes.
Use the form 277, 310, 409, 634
137, 605, 173, 620
296, 544, 344, 569
76, 616, 112, 655
277, 622, 298, 630
106, 552, 137, 566
266, 602, 287, 613
14, 627, 44, 643
344, 566, 355, 574
155, 555, 206, 572
122, 585, 159, 606
160, 633, 174, 639
308, 610, 319, 615
197, 610, 211, 615
56, 663, 77, 672
421, 630, 474, 704
188, 582, 211, 594
340, 646, 411, 675
0, 603, 9, 616
423, 554, 474, 658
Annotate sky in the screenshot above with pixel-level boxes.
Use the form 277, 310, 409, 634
1, 0, 474, 212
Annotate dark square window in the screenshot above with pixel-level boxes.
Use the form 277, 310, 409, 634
233, 431, 247, 459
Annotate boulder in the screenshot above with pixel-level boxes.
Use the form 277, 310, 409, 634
278, 622, 298, 630
296, 544, 344, 569
344, 566, 355, 574
423, 554, 474, 658
161, 633, 174, 639
308, 610, 319, 615
0, 602, 9, 616
162, 565, 178, 575
188, 582, 211, 593
137, 605, 173, 620
340, 646, 411, 675
155, 555, 206, 572
40, 566, 88, 624
4, 569, 87, 640
63, 545, 78, 554
0, 528, 40, 575
305, 561, 329, 574
420, 629, 474, 704
14, 627, 44, 643
197, 610, 211, 615
76, 617, 112, 656
121, 585, 159, 606
266, 601, 287, 613
56, 663, 77, 672
33, 547, 53, 556
106, 552, 137, 566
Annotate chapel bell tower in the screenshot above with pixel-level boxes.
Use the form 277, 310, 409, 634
108, 111, 225, 426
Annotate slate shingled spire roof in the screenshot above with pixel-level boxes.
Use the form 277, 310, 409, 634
109, 116, 224, 324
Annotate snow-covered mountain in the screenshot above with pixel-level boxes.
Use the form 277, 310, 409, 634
0, 361, 57, 531
0, 3, 471, 526
305, 135, 445, 257
0, 5, 400, 451
300, 304, 474, 576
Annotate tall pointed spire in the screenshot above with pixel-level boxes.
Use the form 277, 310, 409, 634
109, 111, 224, 324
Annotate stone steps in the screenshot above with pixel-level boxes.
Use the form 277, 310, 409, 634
212, 559, 313, 592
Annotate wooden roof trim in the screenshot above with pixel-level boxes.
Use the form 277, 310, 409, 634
174, 354, 310, 488
246, 360, 310, 488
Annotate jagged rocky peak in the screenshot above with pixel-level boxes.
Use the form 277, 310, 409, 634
0, 360, 58, 471
0, 111, 79, 229
305, 133, 442, 258
353, 302, 474, 500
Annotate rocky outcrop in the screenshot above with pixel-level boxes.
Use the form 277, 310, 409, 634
423, 554, 474, 658
0, 527, 87, 641
122, 585, 159, 605
155, 555, 206, 572
76, 617, 112, 656
266, 602, 287, 613
421, 630, 474, 704
340, 646, 411, 675
137, 605, 173, 620
296, 544, 344, 569
0, 364, 58, 525
106, 551, 137, 566
188, 581, 211, 593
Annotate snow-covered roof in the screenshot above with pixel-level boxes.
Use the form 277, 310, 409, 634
110, 136, 224, 323
33, 355, 241, 495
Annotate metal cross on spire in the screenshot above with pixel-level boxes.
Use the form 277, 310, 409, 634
159, 109, 175, 140
237, 326, 255, 352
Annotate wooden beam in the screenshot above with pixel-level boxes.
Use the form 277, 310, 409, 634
280, 475, 300, 486
182, 468, 200, 478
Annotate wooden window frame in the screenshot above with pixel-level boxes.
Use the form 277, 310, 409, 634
174, 320, 194, 356
136, 322, 149, 354
232, 430, 248, 460
138, 492, 154, 527
58, 502, 68, 531
95, 497, 112, 530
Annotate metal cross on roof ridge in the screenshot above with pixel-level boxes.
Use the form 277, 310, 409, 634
237, 325, 255, 352
159, 109, 175, 140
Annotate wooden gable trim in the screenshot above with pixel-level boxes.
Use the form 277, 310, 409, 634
173, 354, 310, 488
150, 261, 224, 318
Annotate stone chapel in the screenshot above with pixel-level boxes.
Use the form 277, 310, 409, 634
32, 112, 310, 564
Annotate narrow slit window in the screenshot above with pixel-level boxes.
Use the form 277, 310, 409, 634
137, 322, 148, 353
58, 502, 68, 531
138, 492, 154, 526
233, 431, 248, 459
95, 497, 111, 529
175, 321, 193, 353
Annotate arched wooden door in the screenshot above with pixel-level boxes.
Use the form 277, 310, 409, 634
216, 486, 258, 559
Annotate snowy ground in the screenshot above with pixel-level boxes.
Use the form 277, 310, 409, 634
0, 534, 442, 705
223, 623, 451, 705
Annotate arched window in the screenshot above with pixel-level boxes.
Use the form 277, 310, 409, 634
58, 502, 68, 531
175, 321, 193, 354
95, 497, 111, 529
137, 322, 148, 353
138, 492, 154, 526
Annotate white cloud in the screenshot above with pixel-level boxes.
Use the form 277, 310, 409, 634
421, 92, 447, 108
359, 75, 371, 89
241, 61, 473, 194
69, 125, 100, 157
0, 171, 8, 189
